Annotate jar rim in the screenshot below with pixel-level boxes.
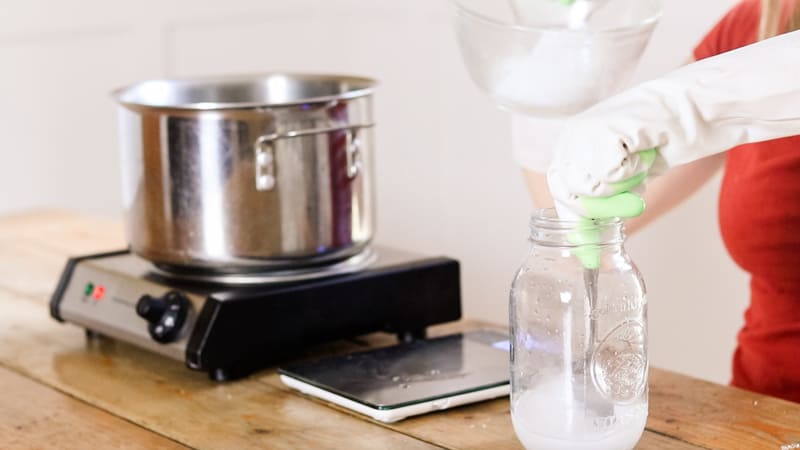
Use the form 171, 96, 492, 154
530, 208, 622, 231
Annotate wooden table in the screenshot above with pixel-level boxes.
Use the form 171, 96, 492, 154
2, 211, 799, 450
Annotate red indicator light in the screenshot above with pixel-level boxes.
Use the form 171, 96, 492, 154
92, 285, 106, 300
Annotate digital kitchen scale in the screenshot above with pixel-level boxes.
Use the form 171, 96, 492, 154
50, 247, 462, 381
279, 329, 511, 422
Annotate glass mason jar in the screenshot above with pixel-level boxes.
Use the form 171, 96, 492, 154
509, 209, 648, 450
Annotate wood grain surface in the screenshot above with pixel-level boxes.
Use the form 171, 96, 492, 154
0, 365, 188, 450
1, 210, 799, 450
647, 368, 800, 449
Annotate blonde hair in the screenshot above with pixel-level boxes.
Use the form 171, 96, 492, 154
759, 0, 800, 39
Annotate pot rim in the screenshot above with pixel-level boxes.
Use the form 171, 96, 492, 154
112, 72, 377, 111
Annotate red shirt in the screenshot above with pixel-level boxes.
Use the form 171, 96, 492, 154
695, 0, 800, 402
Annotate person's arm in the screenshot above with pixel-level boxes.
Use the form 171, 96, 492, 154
623, 56, 727, 234
512, 115, 560, 208
522, 169, 553, 209
547, 30, 800, 219
624, 152, 725, 234
525, 149, 726, 233
522, 58, 727, 232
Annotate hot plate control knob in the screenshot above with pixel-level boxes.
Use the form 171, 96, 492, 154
136, 290, 190, 344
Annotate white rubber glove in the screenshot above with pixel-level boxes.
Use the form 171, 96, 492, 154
548, 29, 800, 219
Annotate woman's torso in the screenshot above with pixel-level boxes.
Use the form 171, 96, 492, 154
698, 0, 800, 402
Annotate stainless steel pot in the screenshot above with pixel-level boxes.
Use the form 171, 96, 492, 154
113, 74, 376, 271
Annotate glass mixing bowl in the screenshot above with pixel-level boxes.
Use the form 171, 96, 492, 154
451, 0, 662, 117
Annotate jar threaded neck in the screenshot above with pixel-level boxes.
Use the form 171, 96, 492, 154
529, 208, 625, 247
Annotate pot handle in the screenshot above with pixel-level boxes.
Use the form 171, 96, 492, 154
253, 123, 373, 189
254, 136, 277, 191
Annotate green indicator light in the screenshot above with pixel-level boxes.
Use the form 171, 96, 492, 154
85, 283, 94, 296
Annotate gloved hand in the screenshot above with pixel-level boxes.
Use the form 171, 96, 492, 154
548, 29, 800, 220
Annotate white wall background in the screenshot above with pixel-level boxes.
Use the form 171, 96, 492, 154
1, 0, 744, 384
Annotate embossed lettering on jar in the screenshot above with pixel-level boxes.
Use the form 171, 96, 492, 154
509, 209, 648, 450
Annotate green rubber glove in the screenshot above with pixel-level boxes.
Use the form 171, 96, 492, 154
579, 148, 657, 220
569, 218, 603, 269
568, 148, 658, 268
